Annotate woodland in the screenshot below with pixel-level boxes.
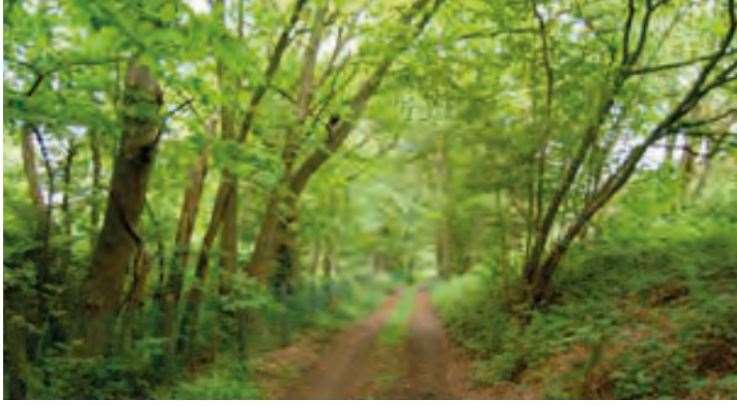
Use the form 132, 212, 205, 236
3, 0, 737, 400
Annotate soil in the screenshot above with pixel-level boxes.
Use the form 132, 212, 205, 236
283, 289, 403, 399
267, 286, 483, 399
391, 288, 451, 399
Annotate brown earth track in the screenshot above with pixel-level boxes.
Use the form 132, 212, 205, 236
284, 289, 403, 399
276, 285, 484, 399
392, 288, 452, 399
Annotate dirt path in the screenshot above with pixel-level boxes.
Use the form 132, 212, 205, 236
285, 290, 403, 399
399, 288, 451, 399
277, 286, 472, 399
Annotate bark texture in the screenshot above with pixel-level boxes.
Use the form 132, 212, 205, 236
82, 62, 163, 355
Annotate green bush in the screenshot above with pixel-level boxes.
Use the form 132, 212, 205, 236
610, 338, 693, 399
432, 175, 737, 399
32, 338, 168, 399
162, 362, 262, 400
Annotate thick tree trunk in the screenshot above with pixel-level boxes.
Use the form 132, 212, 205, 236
81, 62, 163, 356
119, 248, 152, 351
246, 182, 301, 293
245, 191, 281, 280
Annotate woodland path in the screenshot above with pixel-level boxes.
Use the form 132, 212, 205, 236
283, 286, 462, 399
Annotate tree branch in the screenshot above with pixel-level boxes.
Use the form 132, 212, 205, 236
235, 0, 309, 143
679, 108, 737, 129
455, 27, 536, 41
626, 48, 737, 75
621, 0, 636, 63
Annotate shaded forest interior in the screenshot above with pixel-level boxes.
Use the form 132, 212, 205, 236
3, 0, 737, 400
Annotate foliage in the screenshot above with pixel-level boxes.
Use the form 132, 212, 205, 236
433, 173, 737, 399
4, 0, 736, 399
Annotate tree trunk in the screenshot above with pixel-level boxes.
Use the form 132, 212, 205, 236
434, 131, 453, 277
523, 83, 621, 285
81, 62, 163, 356
269, 0, 444, 285
245, 191, 281, 280
89, 130, 103, 245
693, 133, 727, 198
20, 125, 45, 212
272, 193, 298, 295
60, 141, 77, 280
162, 148, 208, 350
61, 141, 77, 238
178, 171, 234, 355
219, 179, 239, 291
30, 127, 63, 356
663, 135, 676, 169
119, 248, 152, 351
191, 0, 308, 284
4, 297, 29, 399
680, 136, 698, 199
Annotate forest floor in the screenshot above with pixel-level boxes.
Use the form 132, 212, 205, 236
253, 285, 489, 399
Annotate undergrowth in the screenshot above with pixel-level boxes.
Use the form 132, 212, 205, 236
432, 174, 737, 399
155, 271, 399, 399
10, 271, 398, 399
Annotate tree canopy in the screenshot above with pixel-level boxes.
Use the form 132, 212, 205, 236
3, 0, 737, 400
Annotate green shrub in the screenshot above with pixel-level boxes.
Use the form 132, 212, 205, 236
611, 338, 693, 399
32, 338, 168, 399
432, 175, 737, 398
162, 362, 261, 400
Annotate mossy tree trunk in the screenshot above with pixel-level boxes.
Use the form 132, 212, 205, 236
82, 62, 163, 356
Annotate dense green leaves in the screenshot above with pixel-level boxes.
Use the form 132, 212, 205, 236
4, 0, 736, 400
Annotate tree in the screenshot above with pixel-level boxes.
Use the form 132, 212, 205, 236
82, 62, 163, 355
523, 0, 736, 305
